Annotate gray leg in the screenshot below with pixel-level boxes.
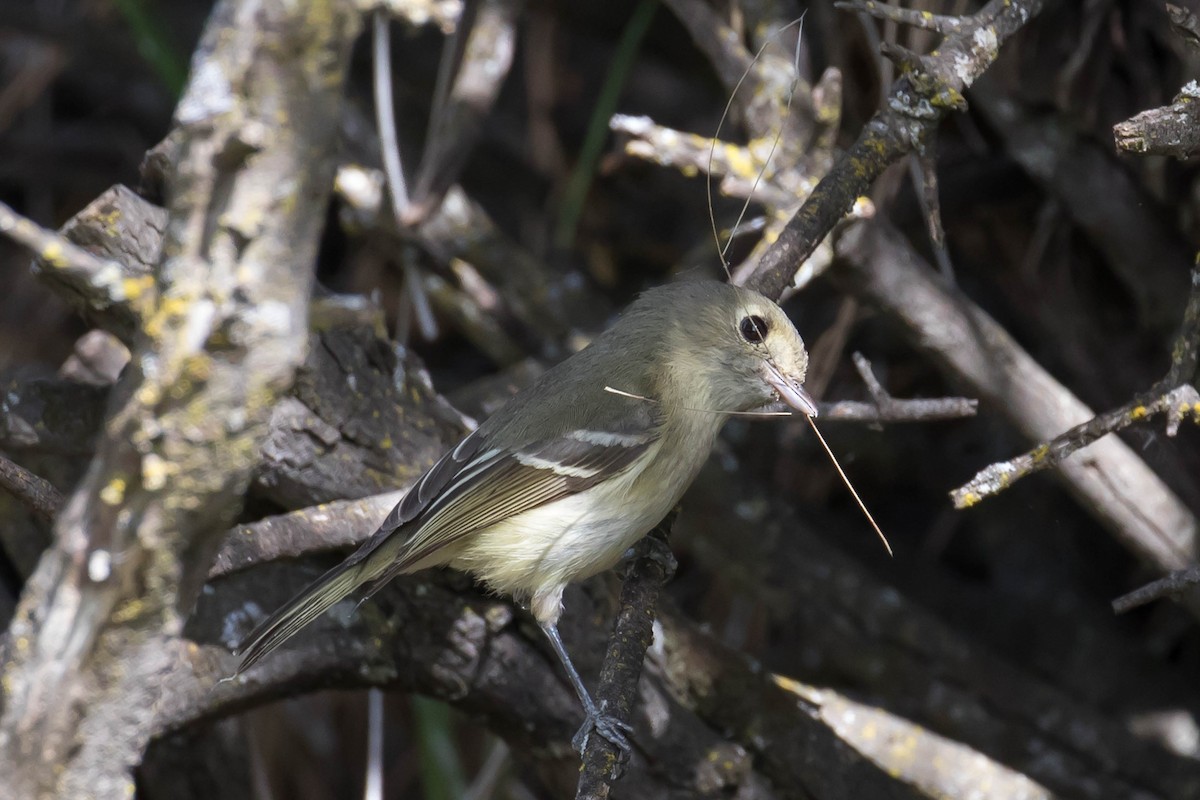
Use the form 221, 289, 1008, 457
539, 621, 633, 756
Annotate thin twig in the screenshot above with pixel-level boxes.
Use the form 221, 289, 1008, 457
908, 147, 954, 279
952, 384, 1200, 509
373, 9, 436, 341
373, 10, 409, 213
951, 263, 1200, 508
832, 352, 978, 423
0, 450, 64, 525
1113, 566, 1200, 614
817, 398, 978, 422
834, 0, 965, 35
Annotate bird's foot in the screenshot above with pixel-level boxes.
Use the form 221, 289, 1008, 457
572, 701, 633, 760
619, 532, 677, 579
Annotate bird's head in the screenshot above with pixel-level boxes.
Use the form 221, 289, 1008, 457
631, 281, 818, 418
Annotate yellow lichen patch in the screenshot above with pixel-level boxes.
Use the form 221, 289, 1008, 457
888, 729, 920, 764
958, 491, 980, 508
136, 383, 161, 406
1130, 406, 1148, 421
1030, 444, 1050, 463
772, 673, 804, 695
168, 377, 194, 400
246, 384, 277, 414
144, 295, 191, 339
142, 453, 175, 491
183, 353, 213, 382
724, 144, 756, 178
380, 436, 393, 450
40, 241, 68, 269
110, 597, 144, 624
97, 206, 122, 236
121, 275, 154, 302
100, 477, 127, 506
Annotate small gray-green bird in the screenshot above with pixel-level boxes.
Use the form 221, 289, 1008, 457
234, 279, 817, 752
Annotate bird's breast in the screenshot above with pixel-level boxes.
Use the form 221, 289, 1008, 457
450, 414, 724, 600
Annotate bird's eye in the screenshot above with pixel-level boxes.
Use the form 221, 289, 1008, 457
739, 315, 769, 343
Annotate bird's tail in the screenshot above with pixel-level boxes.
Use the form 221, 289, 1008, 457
233, 531, 409, 674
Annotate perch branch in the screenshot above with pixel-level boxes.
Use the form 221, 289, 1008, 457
576, 515, 677, 799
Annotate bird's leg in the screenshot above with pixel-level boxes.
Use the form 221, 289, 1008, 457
539, 620, 633, 757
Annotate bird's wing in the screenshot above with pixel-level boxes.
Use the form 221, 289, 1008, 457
235, 408, 661, 673
393, 425, 661, 568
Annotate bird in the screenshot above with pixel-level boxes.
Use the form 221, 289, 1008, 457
233, 279, 817, 754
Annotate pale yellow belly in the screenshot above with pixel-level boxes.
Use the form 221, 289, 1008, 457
448, 469, 668, 601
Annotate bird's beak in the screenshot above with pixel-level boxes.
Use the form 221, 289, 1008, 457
765, 364, 818, 417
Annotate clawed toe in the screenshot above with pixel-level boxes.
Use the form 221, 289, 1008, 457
572, 707, 633, 758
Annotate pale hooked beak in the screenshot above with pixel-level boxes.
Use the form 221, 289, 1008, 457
765, 365, 819, 417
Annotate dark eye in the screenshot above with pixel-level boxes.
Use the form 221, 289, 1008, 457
739, 315, 769, 343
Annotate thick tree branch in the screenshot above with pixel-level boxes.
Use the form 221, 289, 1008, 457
0, 2, 361, 797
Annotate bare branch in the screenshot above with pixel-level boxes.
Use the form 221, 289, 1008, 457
0, 197, 153, 340
809, 353, 979, 423
952, 262, 1200, 507
746, 0, 1047, 298
1168, 2, 1200, 50
407, 0, 521, 224
1115, 81, 1200, 159
835, 220, 1199, 595
1113, 566, 1200, 614
953, 384, 1200, 509
0, 2, 362, 796
0, 451, 63, 526
1113, 6, 1200, 157
835, 0, 966, 35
